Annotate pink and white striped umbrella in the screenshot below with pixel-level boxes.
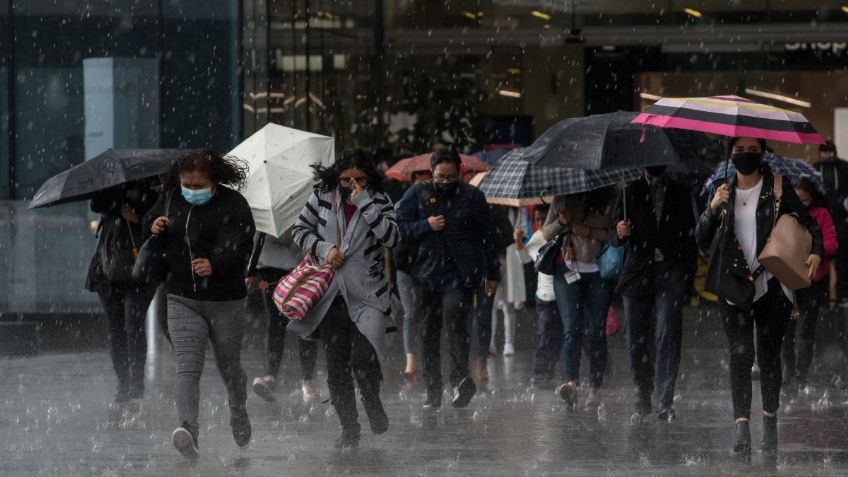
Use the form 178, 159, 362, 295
632, 95, 824, 145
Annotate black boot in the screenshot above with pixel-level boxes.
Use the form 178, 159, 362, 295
762, 415, 778, 453
361, 394, 388, 435
733, 420, 751, 455
335, 423, 361, 450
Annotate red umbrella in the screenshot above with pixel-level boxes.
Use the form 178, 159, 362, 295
385, 153, 489, 182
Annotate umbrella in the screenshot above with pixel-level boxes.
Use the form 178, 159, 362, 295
526, 111, 718, 170
631, 95, 825, 145
385, 153, 489, 182
476, 149, 643, 206
702, 153, 824, 195
229, 123, 334, 238
29, 149, 186, 209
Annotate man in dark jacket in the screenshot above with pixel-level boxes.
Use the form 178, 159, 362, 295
614, 165, 698, 422
815, 141, 848, 303
396, 147, 500, 409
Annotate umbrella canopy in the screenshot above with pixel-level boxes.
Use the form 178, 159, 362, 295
703, 153, 824, 194
229, 123, 334, 238
386, 153, 489, 182
29, 148, 186, 209
477, 149, 643, 205
527, 111, 718, 170
632, 95, 825, 145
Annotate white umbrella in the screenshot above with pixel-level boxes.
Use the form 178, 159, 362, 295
229, 123, 334, 238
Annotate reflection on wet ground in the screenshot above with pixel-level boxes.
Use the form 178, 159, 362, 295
1, 306, 847, 476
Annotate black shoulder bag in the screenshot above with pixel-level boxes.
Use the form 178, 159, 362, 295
132, 191, 173, 284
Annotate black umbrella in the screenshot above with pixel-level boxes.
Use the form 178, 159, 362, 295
526, 111, 720, 170
29, 149, 187, 209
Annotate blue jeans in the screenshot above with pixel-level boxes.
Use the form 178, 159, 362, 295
553, 265, 613, 387
622, 262, 686, 412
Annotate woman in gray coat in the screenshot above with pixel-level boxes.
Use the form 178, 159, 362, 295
290, 149, 400, 449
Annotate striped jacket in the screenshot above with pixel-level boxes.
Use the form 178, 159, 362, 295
287, 186, 400, 360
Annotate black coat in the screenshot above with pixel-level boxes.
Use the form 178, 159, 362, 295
815, 157, 848, 234
612, 176, 698, 297
142, 186, 256, 302
695, 170, 823, 309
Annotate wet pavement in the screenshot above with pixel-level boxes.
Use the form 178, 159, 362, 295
2, 306, 848, 476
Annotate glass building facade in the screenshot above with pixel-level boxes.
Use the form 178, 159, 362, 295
2, 0, 848, 314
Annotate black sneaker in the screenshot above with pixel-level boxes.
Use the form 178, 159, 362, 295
762, 415, 778, 453
230, 409, 252, 449
335, 424, 361, 450
732, 420, 751, 456
452, 377, 477, 408
557, 382, 577, 407
657, 408, 676, 423
423, 391, 442, 410
362, 397, 388, 435
172, 426, 199, 460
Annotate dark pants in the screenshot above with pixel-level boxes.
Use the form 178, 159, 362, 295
420, 286, 473, 396
835, 228, 848, 302
720, 278, 792, 419
319, 297, 383, 432
622, 263, 686, 412
553, 266, 613, 387
256, 267, 318, 380
98, 283, 156, 401
533, 297, 562, 380
783, 276, 826, 388
471, 285, 494, 359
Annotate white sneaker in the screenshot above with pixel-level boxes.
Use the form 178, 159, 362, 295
302, 379, 319, 400
503, 343, 515, 356
252, 376, 277, 403
172, 427, 199, 460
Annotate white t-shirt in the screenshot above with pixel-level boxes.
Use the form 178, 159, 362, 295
732, 178, 792, 303
515, 230, 556, 302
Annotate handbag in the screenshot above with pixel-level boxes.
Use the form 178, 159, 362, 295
598, 243, 624, 280
757, 175, 813, 290
132, 191, 173, 284
100, 218, 139, 283
534, 234, 563, 275
273, 190, 340, 320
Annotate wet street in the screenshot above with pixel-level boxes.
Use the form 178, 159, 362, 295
2, 306, 848, 476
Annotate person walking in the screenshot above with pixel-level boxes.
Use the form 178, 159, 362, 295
781, 177, 837, 395
515, 205, 561, 388
696, 137, 823, 456
144, 149, 256, 459
490, 207, 528, 358
396, 147, 500, 410
289, 149, 399, 450
246, 231, 320, 402
613, 165, 698, 423
543, 187, 617, 411
86, 180, 158, 419
814, 141, 848, 306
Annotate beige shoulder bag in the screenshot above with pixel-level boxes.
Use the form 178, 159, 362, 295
757, 174, 813, 290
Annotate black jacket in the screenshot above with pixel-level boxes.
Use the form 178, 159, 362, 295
142, 186, 255, 301
612, 176, 698, 297
695, 170, 823, 308
815, 157, 848, 233
86, 183, 157, 292
396, 181, 501, 291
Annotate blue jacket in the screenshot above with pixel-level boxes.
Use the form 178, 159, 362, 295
396, 182, 501, 292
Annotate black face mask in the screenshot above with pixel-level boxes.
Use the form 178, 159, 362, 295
645, 165, 667, 177
731, 152, 762, 176
434, 182, 458, 196
339, 185, 352, 200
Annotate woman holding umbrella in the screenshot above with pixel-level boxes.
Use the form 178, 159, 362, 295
696, 137, 823, 456
145, 149, 255, 459
86, 180, 158, 420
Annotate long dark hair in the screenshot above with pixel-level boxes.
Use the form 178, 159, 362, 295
167, 149, 248, 190
795, 177, 827, 209
311, 148, 385, 193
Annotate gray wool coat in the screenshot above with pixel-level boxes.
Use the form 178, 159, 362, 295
288, 187, 400, 362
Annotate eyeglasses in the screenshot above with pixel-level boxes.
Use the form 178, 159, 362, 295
340, 176, 369, 187
433, 174, 459, 184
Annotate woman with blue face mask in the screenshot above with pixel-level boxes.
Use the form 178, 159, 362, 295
143, 149, 255, 460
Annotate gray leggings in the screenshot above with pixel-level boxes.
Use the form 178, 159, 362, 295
167, 294, 247, 437
396, 271, 420, 355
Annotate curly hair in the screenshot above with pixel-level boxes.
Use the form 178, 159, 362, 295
167, 149, 248, 190
311, 148, 385, 193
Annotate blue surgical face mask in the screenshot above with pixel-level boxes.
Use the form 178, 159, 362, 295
181, 186, 213, 206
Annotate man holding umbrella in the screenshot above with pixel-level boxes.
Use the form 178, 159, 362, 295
614, 165, 698, 423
